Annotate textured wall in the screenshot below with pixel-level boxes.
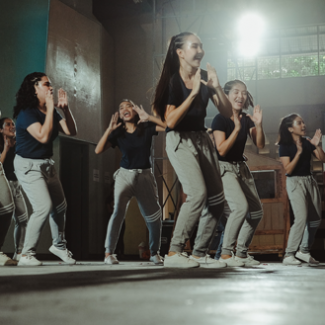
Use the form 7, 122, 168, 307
0, 0, 50, 118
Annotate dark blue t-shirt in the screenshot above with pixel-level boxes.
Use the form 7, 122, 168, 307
211, 113, 255, 162
166, 69, 214, 132
15, 108, 62, 159
279, 138, 316, 177
108, 122, 158, 169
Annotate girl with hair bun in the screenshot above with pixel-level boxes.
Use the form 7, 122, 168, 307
211, 79, 265, 267
278, 113, 325, 266
153, 32, 232, 269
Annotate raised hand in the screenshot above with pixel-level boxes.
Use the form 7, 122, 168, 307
192, 68, 202, 96
307, 129, 322, 147
56, 88, 68, 110
45, 89, 54, 112
234, 113, 242, 132
108, 112, 122, 131
200, 63, 221, 89
133, 105, 149, 124
296, 139, 303, 155
247, 105, 262, 126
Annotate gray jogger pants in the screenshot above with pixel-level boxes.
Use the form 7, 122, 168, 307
285, 176, 321, 256
0, 164, 14, 250
105, 168, 162, 255
14, 155, 67, 256
220, 161, 263, 258
166, 131, 225, 257
9, 180, 28, 253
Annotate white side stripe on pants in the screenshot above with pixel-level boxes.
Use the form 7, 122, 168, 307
0, 202, 15, 215
145, 209, 162, 222
208, 192, 225, 206
249, 210, 263, 220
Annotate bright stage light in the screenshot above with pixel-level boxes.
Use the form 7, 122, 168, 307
237, 13, 265, 57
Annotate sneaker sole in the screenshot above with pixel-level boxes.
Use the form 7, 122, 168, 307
164, 263, 200, 269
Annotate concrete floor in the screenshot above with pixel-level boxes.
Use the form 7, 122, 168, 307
1, 261, 325, 325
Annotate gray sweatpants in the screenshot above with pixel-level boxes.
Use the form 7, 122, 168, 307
105, 168, 162, 255
220, 161, 263, 258
285, 176, 321, 256
9, 180, 28, 254
14, 155, 67, 255
0, 164, 14, 250
166, 131, 225, 257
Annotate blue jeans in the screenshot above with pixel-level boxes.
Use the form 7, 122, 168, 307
212, 216, 226, 260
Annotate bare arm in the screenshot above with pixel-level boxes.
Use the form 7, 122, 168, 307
308, 129, 325, 162
27, 90, 54, 143
213, 113, 241, 157
133, 105, 167, 132
56, 89, 77, 136
280, 140, 302, 175
248, 105, 265, 149
95, 112, 121, 154
201, 63, 232, 118
165, 69, 201, 129
0, 136, 9, 164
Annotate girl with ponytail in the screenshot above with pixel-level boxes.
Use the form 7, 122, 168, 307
153, 32, 232, 268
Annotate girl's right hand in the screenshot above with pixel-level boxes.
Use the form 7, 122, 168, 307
108, 112, 122, 131
296, 139, 303, 155
45, 90, 54, 112
191, 68, 201, 96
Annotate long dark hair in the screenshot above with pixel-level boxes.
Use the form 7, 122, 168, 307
0, 117, 13, 153
223, 79, 254, 109
277, 113, 300, 145
118, 99, 144, 137
152, 32, 195, 121
13, 72, 46, 119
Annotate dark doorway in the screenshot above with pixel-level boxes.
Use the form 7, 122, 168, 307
60, 137, 89, 260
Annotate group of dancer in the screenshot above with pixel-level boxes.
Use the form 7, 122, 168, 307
0, 32, 324, 268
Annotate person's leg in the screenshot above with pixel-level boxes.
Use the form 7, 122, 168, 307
235, 163, 263, 259
297, 177, 321, 265
166, 132, 209, 256
220, 165, 249, 257
9, 181, 28, 256
284, 177, 308, 261
104, 169, 134, 257
14, 157, 53, 257
214, 215, 226, 260
0, 170, 16, 266
192, 132, 225, 258
134, 170, 162, 257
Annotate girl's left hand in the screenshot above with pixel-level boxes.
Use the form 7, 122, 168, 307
247, 105, 263, 126
201, 63, 221, 89
308, 129, 322, 147
133, 105, 149, 124
56, 88, 68, 110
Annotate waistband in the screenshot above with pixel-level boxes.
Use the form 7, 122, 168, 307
120, 167, 152, 174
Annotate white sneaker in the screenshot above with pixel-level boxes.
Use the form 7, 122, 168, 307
295, 251, 319, 266
0, 252, 17, 266
189, 254, 226, 268
18, 255, 42, 266
104, 254, 119, 265
219, 252, 245, 267
235, 254, 261, 266
164, 252, 200, 268
13, 252, 22, 262
49, 245, 76, 265
283, 256, 301, 266
150, 254, 164, 265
